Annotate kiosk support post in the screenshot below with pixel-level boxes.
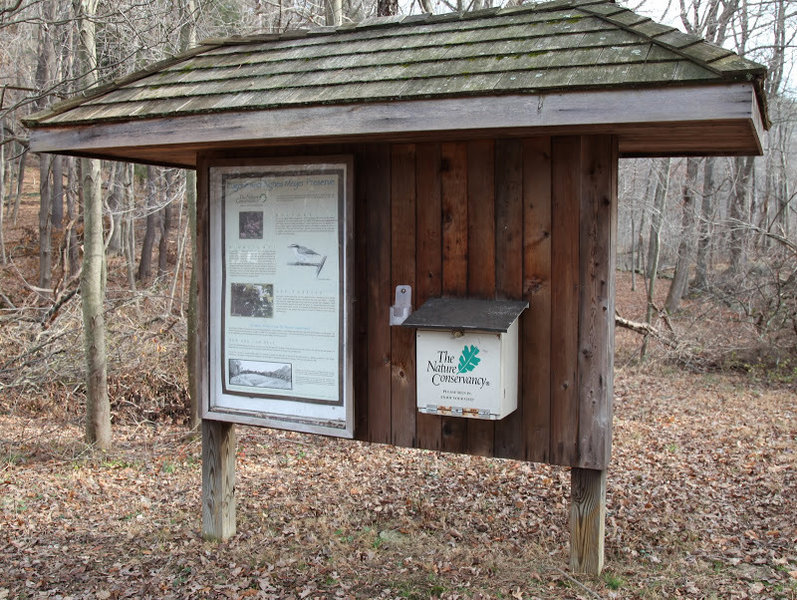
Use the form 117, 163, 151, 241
569, 467, 607, 574
202, 420, 237, 540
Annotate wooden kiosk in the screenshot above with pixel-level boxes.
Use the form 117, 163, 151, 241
26, 0, 767, 575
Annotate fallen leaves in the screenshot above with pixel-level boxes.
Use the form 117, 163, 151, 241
1, 367, 796, 599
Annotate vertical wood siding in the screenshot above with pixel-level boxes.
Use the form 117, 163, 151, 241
198, 134, 616, 469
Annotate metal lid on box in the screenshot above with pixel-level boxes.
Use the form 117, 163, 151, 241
401, 297, 528, 333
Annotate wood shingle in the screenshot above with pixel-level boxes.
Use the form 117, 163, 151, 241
24, 0, 768, 165
28, 0, 765, 127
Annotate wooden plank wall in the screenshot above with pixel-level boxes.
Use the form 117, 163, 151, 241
198, 133, 616, 470
352, 135, 616, 469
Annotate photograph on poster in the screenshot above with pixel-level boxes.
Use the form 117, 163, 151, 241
228, 359, 292, 390
207, 158, 354, 438
239, 211, 264, 239
230, 282, 273, 318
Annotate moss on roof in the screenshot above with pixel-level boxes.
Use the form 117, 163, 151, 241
25, 0, 767, 128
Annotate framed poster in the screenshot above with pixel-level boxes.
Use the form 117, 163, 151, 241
206, 157, 354, 438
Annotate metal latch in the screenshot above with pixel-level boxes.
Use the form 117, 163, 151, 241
389, 285, 412, 325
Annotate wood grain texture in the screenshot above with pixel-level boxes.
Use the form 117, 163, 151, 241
521, 137, 552, 464
192, 138, 616, 471
550, 136, 581, 467
493, 138, 525, 459
441, 142, 468, 296
466, 140, 496, 298
414, 143, 443, 450
196, 155, 211, 420
201, 420, 236, 540
440, 141, 468, 453
465, 140, 496, 456
569, 467, 606, 574
29, 85, 764, 163
576, 136, 615, 469
365, 145, 393, 443
354, 146, 370, 438
390, 144, 417, 447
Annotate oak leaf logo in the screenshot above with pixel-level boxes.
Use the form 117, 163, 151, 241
457, 345, 481, 374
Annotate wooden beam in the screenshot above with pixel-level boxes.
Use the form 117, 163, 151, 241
493, 138, 525, 460
576, 136, 616, 469
570, 467, 606, 575
414, 142, 443, 451
202, 419, 236, 541
364, 145, 393, 444
440, 142, 468, 454
465, 139, 495, 457
549, 136, 580, 467
521, 137, 552, 464
390, 143, 417, 447
28, 84, 763, 164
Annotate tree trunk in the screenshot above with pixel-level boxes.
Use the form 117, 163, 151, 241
728, 156, 754, 274
0, 116, 6, 264
66, 157, 80, 277
178, 3, 201, 429
38, 154, 53, 290
123, 163, 137, 292
138, 165, 159, 281
12, 150, 26, 224
326, 0, 342, 25
630, 216, 636, 291
377, 0, 397, 15
75, 0, 110, 449
693, 157, 715, 291
641, 158, 670, 360
81, 155, 110, 449
106, 161, 123, 255
665, 157, 699, 313
52, 155, 63, 229
645, 158, 669, 281
35, 0, 56, 291
157, 172, 174, 276
186, 170, 199, 427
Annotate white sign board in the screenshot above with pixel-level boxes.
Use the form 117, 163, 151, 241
206, 158, 354, 438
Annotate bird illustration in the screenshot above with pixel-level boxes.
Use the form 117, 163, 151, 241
288, 243, 322, 261
288, 243, 327, 277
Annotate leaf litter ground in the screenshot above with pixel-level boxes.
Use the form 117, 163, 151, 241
1, 367, 795, 599
1, 194, 796, 598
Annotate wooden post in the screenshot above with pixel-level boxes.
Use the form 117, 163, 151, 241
202, 419, 236, 540
569, 467, 606, 575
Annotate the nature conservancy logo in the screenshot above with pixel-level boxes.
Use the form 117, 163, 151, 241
426, 346, 491, 389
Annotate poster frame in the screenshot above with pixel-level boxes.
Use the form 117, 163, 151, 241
203, 155, 355, 438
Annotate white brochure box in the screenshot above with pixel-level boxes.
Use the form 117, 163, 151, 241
403, 298, 528, 420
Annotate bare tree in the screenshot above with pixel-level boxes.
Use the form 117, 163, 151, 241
138, 165, 160, 281
641, 158, 671, 360
665, 157, 700, 313
377, 0, 398, 16
692, 156, 716, 290
35, 0, 57, 291
0, 109, 5, 265
74, 0, 111, 449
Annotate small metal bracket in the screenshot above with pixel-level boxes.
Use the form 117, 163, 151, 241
389, 285, 412, 326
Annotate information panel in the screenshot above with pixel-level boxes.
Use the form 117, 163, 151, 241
206, 158, 353, 437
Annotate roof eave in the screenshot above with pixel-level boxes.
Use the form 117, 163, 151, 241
28, 82, 766, 166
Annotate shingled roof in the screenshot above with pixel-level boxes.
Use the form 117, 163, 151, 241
25, 0, 768, 166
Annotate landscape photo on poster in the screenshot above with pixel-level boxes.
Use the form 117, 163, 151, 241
228, 358, 292, 390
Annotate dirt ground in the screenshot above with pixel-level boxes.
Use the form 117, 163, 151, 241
1, 187, 796, 599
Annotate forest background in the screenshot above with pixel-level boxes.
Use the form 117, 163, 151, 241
1, 0, 796, 598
